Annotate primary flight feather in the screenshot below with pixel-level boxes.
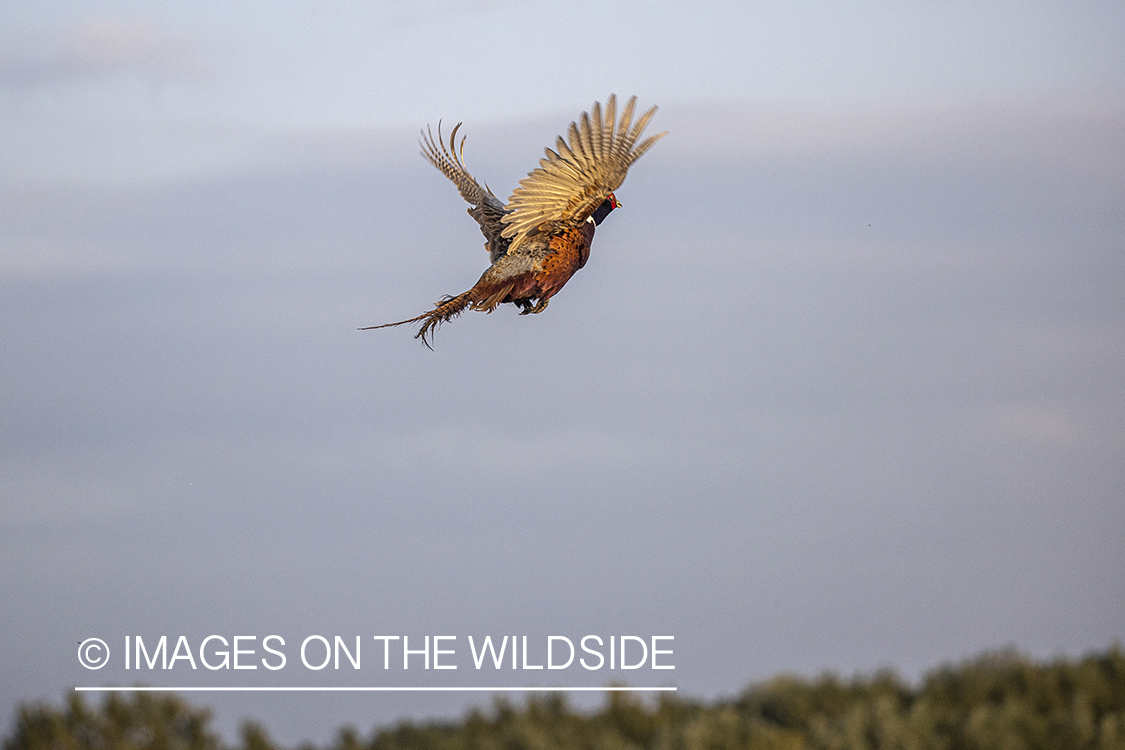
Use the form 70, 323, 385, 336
361, 94, 665, 348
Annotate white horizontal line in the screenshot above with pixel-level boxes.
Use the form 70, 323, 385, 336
75, 686, 676, 693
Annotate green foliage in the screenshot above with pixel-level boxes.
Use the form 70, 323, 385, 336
7, 647, 1125, 750
4, 693, 219, 750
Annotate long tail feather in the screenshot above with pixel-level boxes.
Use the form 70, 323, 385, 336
359, 290, 474, 350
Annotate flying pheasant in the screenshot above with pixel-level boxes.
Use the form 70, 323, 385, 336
362, 94, 665, 347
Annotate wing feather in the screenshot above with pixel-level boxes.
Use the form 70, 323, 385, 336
500, 94, 666, 249
420, 122, 510, 262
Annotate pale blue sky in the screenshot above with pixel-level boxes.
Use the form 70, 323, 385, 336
2, 0, 1124, 745
3, 0, 1123, 182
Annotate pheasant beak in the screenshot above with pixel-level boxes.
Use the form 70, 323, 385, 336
609, 193, 621, 209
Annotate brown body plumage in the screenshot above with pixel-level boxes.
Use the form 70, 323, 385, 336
362, 95, 665, 348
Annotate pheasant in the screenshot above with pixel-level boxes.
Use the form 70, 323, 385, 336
362, 94, 665, 347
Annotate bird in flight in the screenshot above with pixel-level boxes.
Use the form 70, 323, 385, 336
361, 94, 665, 348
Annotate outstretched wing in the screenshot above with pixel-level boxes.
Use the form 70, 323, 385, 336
500, 95, 666, 251
420, 122, 510, 263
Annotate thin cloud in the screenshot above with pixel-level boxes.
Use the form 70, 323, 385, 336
377, 0, 526, 26
372, 425, 649, 475
983, 406, 1079, 445
0, 18, 201, 88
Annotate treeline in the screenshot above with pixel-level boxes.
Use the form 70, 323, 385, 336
7, 647, 1125, 750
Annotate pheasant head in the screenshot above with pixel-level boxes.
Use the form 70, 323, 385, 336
590, 193, 620, 226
